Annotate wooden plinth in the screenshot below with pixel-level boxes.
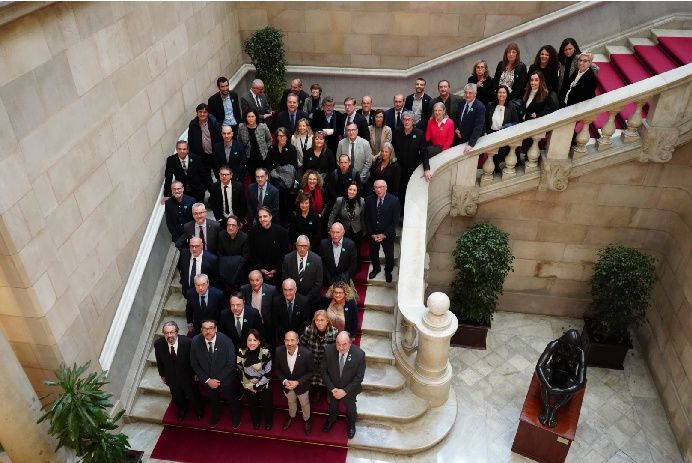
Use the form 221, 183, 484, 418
511, 373, 585, 463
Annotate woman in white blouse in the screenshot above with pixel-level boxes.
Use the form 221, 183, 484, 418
485, 85, 520, 171
290, 117, 313, 168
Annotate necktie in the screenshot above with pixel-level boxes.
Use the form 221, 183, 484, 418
190, 258, 197, 287
461, 104, 469, 121
290, 113, 295, 131
201, 295, 207, 312
223, 185, 230, 215
396, 111, 401, 128
208, 341, 213, 355
339, 353, 346, 376
199, 225, 206, 250
258, 187, 264, 206
235, 316, 242, 337
170, 345, 176, 361
182, 159, 187, 173
255, 95, 261, 108
350, 142, 354, 160
377, 198, 383, 209
287, 301, 293, 318
298, 258, 305, 279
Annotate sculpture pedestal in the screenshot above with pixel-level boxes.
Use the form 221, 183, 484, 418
511, 373, 585, 463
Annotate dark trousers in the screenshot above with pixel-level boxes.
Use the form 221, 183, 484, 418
327, 393, 357, 426
169, 380, 203, 415
248, 387, 274, 426
369, 235, 394, 273
203, 381, 241, 422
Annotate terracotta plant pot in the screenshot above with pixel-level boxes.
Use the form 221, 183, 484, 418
581, 319, 632, 370
450, 322, 490, 349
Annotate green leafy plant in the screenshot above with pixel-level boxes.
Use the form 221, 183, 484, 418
589, 244, 656, 343
243, 26, 287, 109
38, 361, 130, 463
449, 222, 514, 325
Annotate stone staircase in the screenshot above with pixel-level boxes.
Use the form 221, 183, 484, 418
127, 236, 456, 454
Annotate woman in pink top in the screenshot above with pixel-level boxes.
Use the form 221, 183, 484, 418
425, 102, 455, 155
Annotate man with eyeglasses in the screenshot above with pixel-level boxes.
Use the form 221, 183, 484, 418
177, 237, 219, 296
247, 167, 279, 224
335, 123, 372, 184
282, 235, 324, 307
209, 165, 245, 228
341, 96, 370, 141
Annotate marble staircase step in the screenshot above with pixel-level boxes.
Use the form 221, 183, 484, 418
359, 333, 395, 365
361, 310, 394, 337
140, 366, 171, 396
129, 393, 169, 424
363, 286, 396, 312
366, 264, 398, 288
349, 391, 457, 454
170, 280, 182, 295
362, 363, 406, 391
357, 388, 428, 423
163, 292, 185, 316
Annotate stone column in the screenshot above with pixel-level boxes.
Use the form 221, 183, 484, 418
0, 327, 67, 462
410, 292, 458, 407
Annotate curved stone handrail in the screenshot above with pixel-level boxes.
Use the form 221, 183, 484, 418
393, 63, 692, 399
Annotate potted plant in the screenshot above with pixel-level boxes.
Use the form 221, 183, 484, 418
243, 26, 287, 109
582, 244, 656, 369
449, 221, 514, 348
38, 361, 142, 463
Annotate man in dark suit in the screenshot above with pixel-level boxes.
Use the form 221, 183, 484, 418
154, 320, 204, 422
187, 103, 222, 192
241, 270, 279, 349
393, 111, 431, 211
356, 95, 375, 126
190, 319, 242, 428
240, 79, 273, 124
272, 278, 310, 341
279, 78, 309, 112
320, 223, 358, 286
321, 331, 366, 438
175, 203, 221, 254
341, 96, 370, 141
213, 125, 246, 182
326, 154, 363, 207
163, 140, 206, 203
365, 180, 400, 283
404, 77, 432, 128
310, 96, 344, 153
384, 94, 406, 131
178, 237, 219, 296
207, 76, 241, 134
164, 181, 195, 243
218, 292, 263, 352
427, 80, 462, 127
274, 330, 314, 435
246, 167, 280, 223
282, 235, 323, 307
276, 93, 309, 136
209, 165, 245, 228
185, 274, 225, 334
455, 83, 486, 154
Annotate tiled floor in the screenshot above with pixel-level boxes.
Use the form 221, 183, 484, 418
90, 312, 683, 463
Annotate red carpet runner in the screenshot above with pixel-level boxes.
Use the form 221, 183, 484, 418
151, 241, 375, 462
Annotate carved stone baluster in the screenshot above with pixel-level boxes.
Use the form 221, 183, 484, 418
502, 145, 518, 180
524, 135, 542, 173
597, 110, 618, 150
572, 119, 593, 158
623, 100, 646, 143
480, 152, 495, 186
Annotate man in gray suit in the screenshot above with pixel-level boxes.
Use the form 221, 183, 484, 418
321, 331, 366, 439
241, 270, 278, 349
240, 79, 273, 124
281, 235, 323, 307
336, 123, 372, 183
190, 319, 242, 428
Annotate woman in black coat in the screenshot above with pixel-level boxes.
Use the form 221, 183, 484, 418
493, 42, 528, 104
468, 59, 496, 108
557, 38, 581, 107
518, 71, 558, 162
485, 85, 521, 171
563, 52, 598, 107
528, 45, 559, 93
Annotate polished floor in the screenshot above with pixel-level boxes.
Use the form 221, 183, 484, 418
116, 312, 683, 463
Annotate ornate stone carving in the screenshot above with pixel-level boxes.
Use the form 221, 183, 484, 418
642, 127, 678, 163
540, 159, 572, 192
401, 317, 418, 353
450, 185, 480, 217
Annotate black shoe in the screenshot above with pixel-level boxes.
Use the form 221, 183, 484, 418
196, 411, 204, 420
347, 426, 356, 439
265, 424, 272, 431
322, 420, 335, 432
368, 269, 381, 279
210, 414, 220, 428
176, 408, 187, 422
253, 422, 260, 430
232, 418, 241, 429
282, 416, 294, 430
385, 272, 392, 283
304, 418, 312, 435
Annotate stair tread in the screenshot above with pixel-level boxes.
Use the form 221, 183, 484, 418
358, 388, 428, 422
632, 44, 678, 74
130, 393, 169, 423
140, 366, 170, 395
656, 35, 692, 65
651, 28, 692, 38
367, 264, 398, 287
627, 37, 655, 47
363, 363, 406, 391
605, 45, 633, 55
593, 61, 628, 92
363, 285, 396, 311
163, 292, 186, 315
361, 310, 394, 335
609, 53, 651, 83
360, 333, 395, 363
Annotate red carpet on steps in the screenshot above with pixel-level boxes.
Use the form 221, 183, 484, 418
656, 36, 692, 65
151, 426, 347, 463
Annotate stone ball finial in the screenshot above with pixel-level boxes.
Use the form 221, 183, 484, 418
427, 292, 450, 316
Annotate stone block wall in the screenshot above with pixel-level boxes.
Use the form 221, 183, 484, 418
235, 1, 570, 69
427, 142, 692, 459
0, 2, 243, 397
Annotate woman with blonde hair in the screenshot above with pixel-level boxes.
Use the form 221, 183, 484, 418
300, 309, 339, 400
291, 117, 313, 168
318, 281, 359, 335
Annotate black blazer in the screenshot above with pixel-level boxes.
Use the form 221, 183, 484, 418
240, 283, 278, 328
212, 140, 247, 182
247, 181, 280, 223
467, 76, 496, 107
527, 64, 559, 94
164, 194, 195, 243
356, 108, 375, 127
493, 61, 528, 102
319, 237, 359, 285
154, 335, 196, 390
522, 91, 558, 121
274, 345, 314, 395
163, 153, 205, 199
279, 89, 309, 112
392, 126, 430, 177
321, 343, 366, 395
369, 160, 402, 196
276, 110, 309, 136
311, 110, 345, 152
188, 116, 222, 157
207, 90, 242, 128
178, 249, 219, 294
341, 112, 370, 141
272, 293, 311, 340
208, 180, 245, 223
218, 306, 264, 351
427, 94, 463, 125
485, 102, 521, 134
240, 91, 272, 122
190, 332, 236, 384
384, 107, 405, 131
564, 68, 598, 107
365, 192, 400, 238
176, 220, 222, 255
404, 93, 433, 122
282, 251, 324, 304
185, 286, 225, 332
457, 98, 486, 147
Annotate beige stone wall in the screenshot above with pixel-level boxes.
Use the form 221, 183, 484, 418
236, 1, 571, 68
428, 143, 692, 459
0, 2, 243, 396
